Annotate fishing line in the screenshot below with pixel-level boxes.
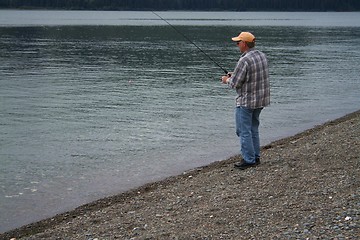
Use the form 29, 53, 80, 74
152, 11, 229, 75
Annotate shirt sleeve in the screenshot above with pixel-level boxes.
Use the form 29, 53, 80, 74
228, 58, 248, 90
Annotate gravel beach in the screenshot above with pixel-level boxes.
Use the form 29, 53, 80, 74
1, 110, 359, 240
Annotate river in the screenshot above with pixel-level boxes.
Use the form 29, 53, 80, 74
0, 10, 359, 232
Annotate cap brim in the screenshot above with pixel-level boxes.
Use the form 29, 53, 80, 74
231, 37, 241, 42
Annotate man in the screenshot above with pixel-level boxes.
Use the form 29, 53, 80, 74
221, 32, 270, 170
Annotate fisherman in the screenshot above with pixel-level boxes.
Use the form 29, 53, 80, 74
221, 32, 270, 170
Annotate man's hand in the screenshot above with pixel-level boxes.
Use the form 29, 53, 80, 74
221, 75, 230, 84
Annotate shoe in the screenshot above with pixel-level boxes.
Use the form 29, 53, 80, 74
234, 161, 256, 170
234, 158, 260, 168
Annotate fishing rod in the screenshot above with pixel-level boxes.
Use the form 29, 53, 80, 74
152, 11, 229, 75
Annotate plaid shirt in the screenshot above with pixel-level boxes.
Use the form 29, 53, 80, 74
228, 48, 270, 109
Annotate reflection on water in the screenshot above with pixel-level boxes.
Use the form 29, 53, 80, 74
1, 12, 360, 232
1, 10, 360, 27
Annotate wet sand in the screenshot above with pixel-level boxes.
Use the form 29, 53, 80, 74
1, 110, 359, 239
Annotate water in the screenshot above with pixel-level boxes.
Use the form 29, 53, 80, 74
1, 10, 360, 27
1, 11, 360, 233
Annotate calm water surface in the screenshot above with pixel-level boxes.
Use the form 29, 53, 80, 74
0, 11, 359, 232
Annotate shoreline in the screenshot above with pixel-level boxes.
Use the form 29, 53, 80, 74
1, 110, 359, 239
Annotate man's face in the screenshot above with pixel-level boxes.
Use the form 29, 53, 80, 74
236, 40, 246, 53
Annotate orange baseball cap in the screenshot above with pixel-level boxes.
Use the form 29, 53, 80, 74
231, 32, 256, 42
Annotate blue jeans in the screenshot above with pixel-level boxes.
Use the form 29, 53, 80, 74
235, 107, 263, 164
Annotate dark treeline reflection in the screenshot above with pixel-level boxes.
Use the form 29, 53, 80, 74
1, 0, 359, 11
